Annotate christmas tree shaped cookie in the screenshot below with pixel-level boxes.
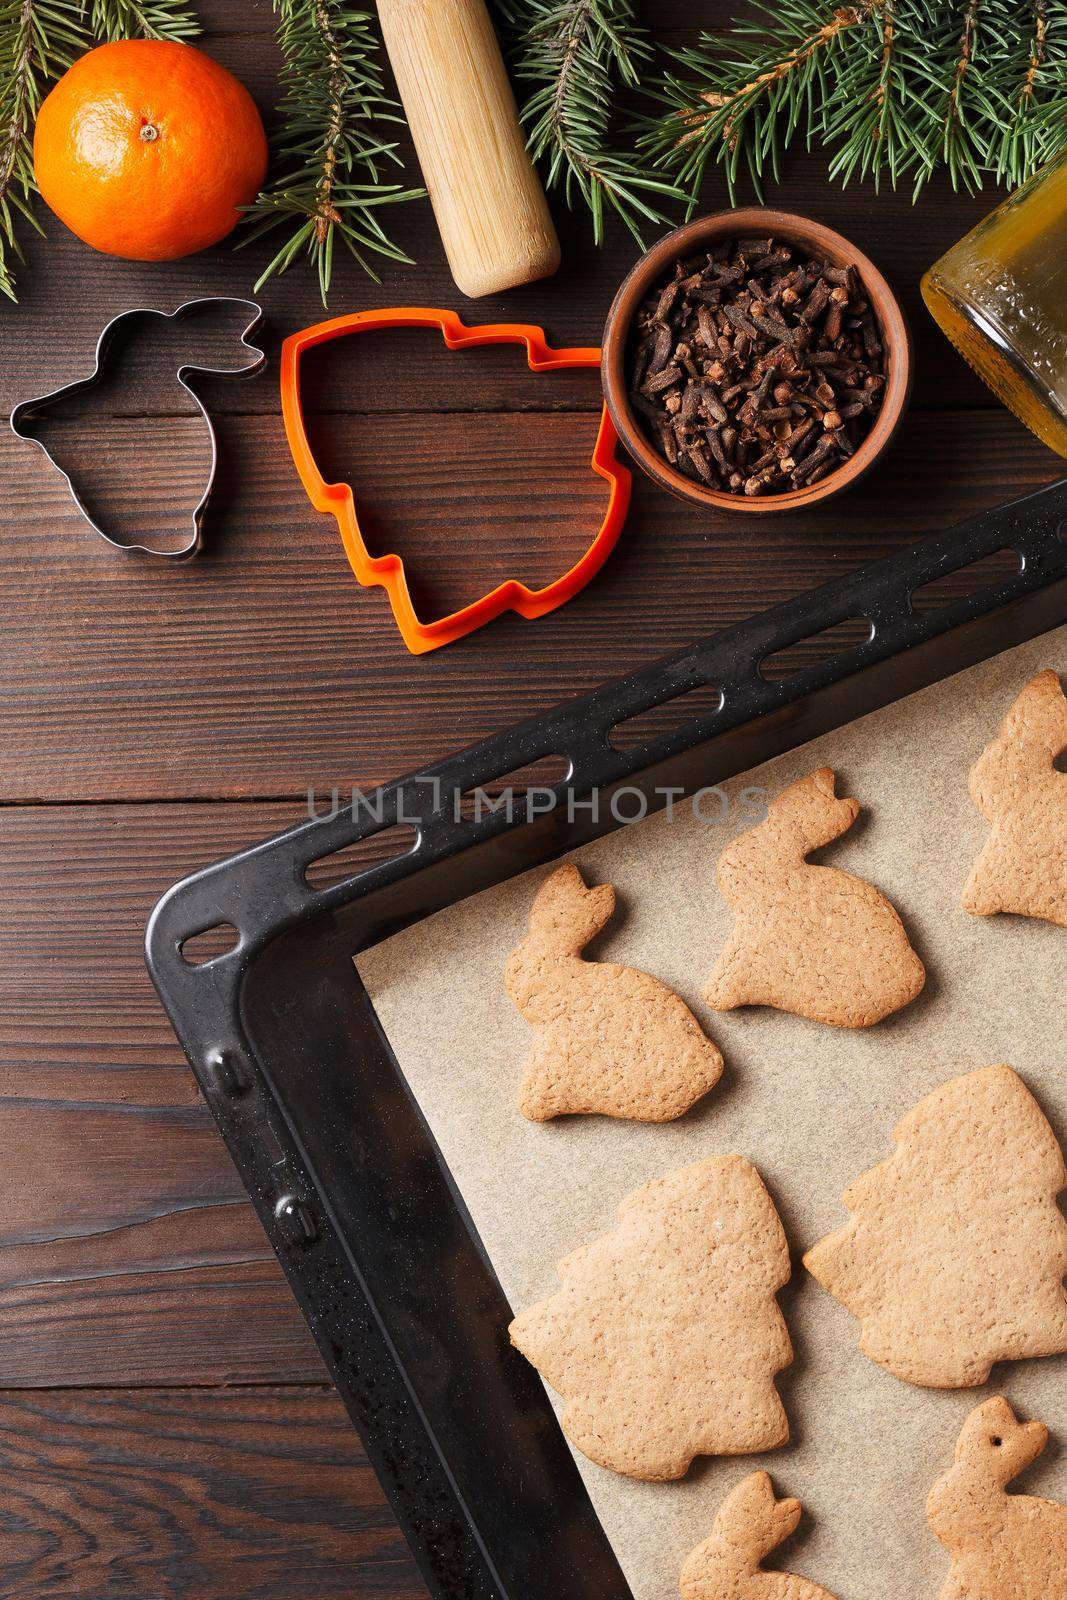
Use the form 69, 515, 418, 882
505, 863, 724, 1121
509, 1156, 792, 1479
963, 669, 1067, 928
805, 1065, 1067, 1387
927, 1398, 1067, 1600
681, 1472, 839, 1600
704, 768, 925, 1028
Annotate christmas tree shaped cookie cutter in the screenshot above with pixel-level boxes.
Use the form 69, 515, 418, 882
280, 307, 632, 654
9, 297, 266, 559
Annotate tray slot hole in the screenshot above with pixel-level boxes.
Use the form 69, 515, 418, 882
910, 547, 1022, 613
304, 823, 419, 889
458, 754, 570, 821
1060, 521, 1067, 543
180, 921, 240, 966
608, 682, 723, 752
759, 616, 874, 683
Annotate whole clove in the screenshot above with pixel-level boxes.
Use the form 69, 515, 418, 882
628, 236, 887, 497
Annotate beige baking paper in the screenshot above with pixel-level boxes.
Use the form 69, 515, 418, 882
357, 626, 1067, 1600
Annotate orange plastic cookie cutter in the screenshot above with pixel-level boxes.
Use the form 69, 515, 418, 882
280, 308, 632, 654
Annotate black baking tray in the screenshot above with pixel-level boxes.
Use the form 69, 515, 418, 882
147, 478, 1067, 1600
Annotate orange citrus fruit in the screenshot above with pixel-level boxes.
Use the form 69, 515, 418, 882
34, 40, 268, 261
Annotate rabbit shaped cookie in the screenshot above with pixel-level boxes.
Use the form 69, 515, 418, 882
705, 768, 924, 1027
927, 1398, 1067, 1600
681, 1472, 838, 1600
505, 864, 723, 1120
963, 669, 1067, 927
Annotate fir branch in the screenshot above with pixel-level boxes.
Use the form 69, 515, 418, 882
0, 0, 88, 299
89, 0, 199, 40
646, 0, 1067, 204
241, 0, 423, 304
1006, 0, 1052, 175
643, 2, 870, 205
823, 2, 931, 190
1031, 1, 1067, 162
998, 0, 1067, 180
498, 0, 685, 245
926, 0, 1009, 193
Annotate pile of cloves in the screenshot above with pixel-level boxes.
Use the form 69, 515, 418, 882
628, 236, 887, 497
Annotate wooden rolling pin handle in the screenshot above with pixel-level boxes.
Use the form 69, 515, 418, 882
377, 0, 561, 299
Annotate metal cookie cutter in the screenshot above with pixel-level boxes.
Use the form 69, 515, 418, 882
280, 307, 632, 653
10, 297, 266, 558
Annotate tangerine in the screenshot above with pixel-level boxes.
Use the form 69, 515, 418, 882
34, 40, 268, 261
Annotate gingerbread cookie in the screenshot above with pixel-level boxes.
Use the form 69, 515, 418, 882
804, 1064, 1067, 1387
509, 1155, 792, 1480
963, 668, 1067, 928
505, 863, 723, 1121
927, 1397, 1067, 1600
704, 767, 924, 1028
680, 1473, 838, 1600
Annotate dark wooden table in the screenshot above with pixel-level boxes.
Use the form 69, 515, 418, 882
0, 2, 1060, 1595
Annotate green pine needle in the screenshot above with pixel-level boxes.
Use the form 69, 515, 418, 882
0, 0, 197, 301
644, 0, 1067, 205
496, 0, 686, 246
643, 1, 867, 206
0, 1, 83, 299
241, 0, 423, 305
89, 0, 199, 40
995, 0, 1067, 182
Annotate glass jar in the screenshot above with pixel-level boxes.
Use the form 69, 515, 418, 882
922, 153, 1067, 456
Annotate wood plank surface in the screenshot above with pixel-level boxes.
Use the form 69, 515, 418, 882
0, 1388, 423, 1599
1, 410, 1060, 801
0, 800, 327, 1386
2, 0, 1066, 1594
0, 796, 424, 1386
3, 163, 1011, 417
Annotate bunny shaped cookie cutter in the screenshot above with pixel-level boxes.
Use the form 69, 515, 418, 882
280, 307, 632, 654
10, 297, 266, 558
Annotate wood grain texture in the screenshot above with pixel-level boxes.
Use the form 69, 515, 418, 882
1, 153, 1024, 419
0, 797, 417, 1385
0, 792, 434, 1381
1, 409, 1059, 801
2, 1, 1066, 1592
0, 1263, 323, 1391
0, 1388, 424, 1598
0, 800, 320, 1386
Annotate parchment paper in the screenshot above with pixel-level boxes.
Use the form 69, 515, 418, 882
357, 626, 1067, 1600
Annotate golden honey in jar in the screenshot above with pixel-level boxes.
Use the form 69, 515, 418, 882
922, 154, 1067, 456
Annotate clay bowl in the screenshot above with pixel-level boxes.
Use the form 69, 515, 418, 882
602, 208, 912, 513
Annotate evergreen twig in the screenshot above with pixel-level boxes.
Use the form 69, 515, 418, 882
496, 0, 685, 245
0, 0, 83, 300
241, 0, 423, 304
89, 0, 198, 40
998, 0, 1067, 181
0, 0, 196, 301
823, 2, 933, 191
644, 0, 1067, 205
928, 0, 1006, 193
644, 2, 869, 205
